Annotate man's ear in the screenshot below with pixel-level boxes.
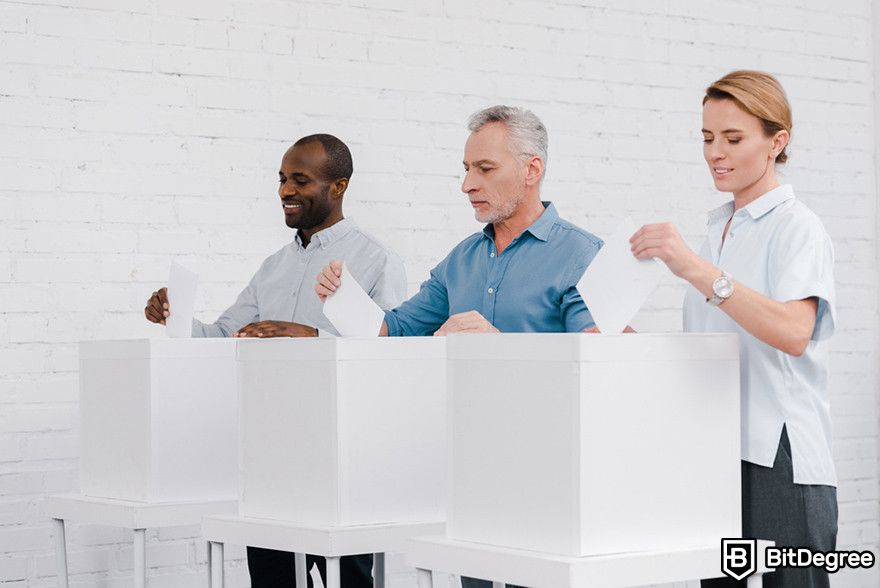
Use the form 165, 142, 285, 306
332, 177, 349, 198
525, 156, 544, 187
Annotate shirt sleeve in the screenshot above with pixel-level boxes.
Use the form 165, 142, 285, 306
560, 237, 604, 332
384, 258, 450, 337
366, 251, 408, 310
191, 273, 261, 338
768, 215, 836, 341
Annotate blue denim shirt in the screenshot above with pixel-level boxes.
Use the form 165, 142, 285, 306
385, 202, 602, 336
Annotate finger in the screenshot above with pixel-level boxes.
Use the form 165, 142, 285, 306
631, 237, 666, 257
629, 226, 647, 244
236, 323, 261, 337
158, 287, 169, 309
330, 260, 343, 277
146, 303, 166, 323
316, 275, 336, 294
318, 268, 340, 289
634, 247, 664, 261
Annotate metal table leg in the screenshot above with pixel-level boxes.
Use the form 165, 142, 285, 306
52, 518, 69, 588
374, 552, 385, 588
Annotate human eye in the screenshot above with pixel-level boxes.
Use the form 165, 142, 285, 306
702, 135, 713, 144
728, 137, 741, 145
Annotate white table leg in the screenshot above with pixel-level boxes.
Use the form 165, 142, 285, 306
491, 582, 503, 588
52, 518, 69, 588
417, 568, 433, 588
133, 528, 146, 588
373, 552, 385, 588
326, 556, 341, 588
210, 541, 224, 588
295, 553, 307, 588
747, 572, 764, 587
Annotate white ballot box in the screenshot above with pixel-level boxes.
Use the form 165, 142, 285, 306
79, 339, 239, 503
447, 333, 741, 557
237, 337, 446, 526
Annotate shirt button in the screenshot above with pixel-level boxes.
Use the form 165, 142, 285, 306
490, 252, 496, 258
487, 287, 494, 294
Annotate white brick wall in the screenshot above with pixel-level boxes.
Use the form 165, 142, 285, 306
0, 1, 877, 586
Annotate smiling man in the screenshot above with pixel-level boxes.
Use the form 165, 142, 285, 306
316, 106, 603, 341
144, 133, 405, 588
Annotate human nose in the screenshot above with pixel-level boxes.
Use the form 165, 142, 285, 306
279, 180, 294, 198
704, 140, 725, 163
461, 169, 476, 194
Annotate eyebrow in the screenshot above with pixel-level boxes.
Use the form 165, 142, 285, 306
463, 159, 498, 167
701, 128, 744, 134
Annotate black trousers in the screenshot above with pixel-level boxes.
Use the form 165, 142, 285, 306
247, 547, 373, 588
702, 426, 838, 588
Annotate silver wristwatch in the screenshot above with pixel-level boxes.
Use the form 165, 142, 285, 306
708, 271, 734, 306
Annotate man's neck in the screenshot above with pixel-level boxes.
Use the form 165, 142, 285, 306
298, 211, 344, 248
492, 197, 545, 255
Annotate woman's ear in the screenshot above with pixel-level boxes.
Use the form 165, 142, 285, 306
770, 129, 789, 160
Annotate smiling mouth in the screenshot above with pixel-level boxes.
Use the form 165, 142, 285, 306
282, 200, 303, 211
713, 167, 733, 176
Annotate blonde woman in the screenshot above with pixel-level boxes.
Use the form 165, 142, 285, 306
632, 71, 837, 587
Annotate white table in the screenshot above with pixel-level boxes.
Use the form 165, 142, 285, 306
46, 494, 237, 588
408, 536, 775, 588
203, 514, 445, 588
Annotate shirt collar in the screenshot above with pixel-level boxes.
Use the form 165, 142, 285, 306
741, 184, 795, 219
295, 218, 355, 249
706, 184, 795, 225
481, 201, 557, 242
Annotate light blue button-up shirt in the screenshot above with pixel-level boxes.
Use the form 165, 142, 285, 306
193, 218, 407, 337
384, 202, 603, 336
683, 185, 837, 486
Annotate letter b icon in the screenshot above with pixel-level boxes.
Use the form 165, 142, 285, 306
722, 539, 757, 581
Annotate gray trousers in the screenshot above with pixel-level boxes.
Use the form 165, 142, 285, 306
703, 426, 838, 588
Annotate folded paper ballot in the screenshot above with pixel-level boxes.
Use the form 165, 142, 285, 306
322, 263, 385, 337
576, 217, 664, 334
165, 261, 198, 338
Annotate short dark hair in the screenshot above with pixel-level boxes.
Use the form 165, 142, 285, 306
294, 133, 353, 181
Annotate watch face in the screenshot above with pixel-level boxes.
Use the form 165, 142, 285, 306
715, 277, 734, 298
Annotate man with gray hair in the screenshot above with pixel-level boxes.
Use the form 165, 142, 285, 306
316, 105, 602, 339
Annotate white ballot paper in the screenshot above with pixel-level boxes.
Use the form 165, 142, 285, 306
576, 217, 664, 334
322, 263, 385, 337
165, 261, 198, 339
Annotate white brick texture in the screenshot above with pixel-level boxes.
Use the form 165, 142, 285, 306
0, 1, 877, 586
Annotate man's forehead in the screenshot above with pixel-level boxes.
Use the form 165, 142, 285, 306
281, 141, 327, 172
464, 125, 513, 163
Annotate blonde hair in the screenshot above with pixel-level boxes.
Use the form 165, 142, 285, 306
703, 70, 792, 164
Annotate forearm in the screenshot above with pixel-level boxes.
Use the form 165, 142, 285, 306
682, 260, 816, 356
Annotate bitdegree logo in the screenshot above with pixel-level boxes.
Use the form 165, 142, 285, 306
721, 538, 876, 580
766, 546, 875, 574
